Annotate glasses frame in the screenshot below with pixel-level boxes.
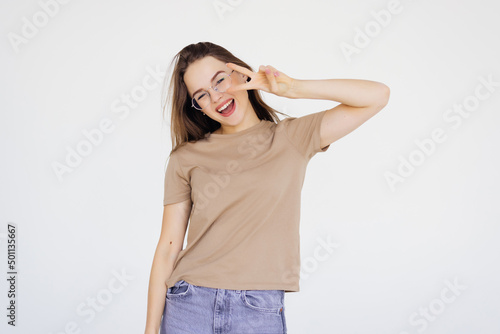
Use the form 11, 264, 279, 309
191, 69, 235, 111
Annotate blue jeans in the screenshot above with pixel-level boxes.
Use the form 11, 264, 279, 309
160, 279, 287, 334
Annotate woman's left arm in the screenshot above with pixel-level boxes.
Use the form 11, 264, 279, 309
286, 78, 390, 149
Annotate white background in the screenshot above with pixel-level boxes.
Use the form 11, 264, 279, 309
1, 0, 499, 333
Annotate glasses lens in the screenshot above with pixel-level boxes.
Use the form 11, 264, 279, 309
214, 73, 231, 93
192, 72, 232, 110
193, 91, 209, 110
192, 98, 202, 110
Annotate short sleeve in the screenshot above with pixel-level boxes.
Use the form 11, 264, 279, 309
163, 152, 191, 205
283, 110, 330, 161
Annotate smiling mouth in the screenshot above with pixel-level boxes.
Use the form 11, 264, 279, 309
217, 99, 234, 113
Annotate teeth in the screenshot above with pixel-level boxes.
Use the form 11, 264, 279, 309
218, 99, 233, 112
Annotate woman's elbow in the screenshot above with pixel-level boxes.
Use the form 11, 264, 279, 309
377, 83, 390, 107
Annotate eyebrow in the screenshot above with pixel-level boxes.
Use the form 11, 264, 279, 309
192, 70, 225, 96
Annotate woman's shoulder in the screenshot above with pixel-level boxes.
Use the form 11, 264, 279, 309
171, 136, 210, 155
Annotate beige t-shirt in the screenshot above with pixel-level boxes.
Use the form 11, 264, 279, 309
163, 109, 330, 292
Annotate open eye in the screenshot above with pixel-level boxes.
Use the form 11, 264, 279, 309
216, 77, 226, 85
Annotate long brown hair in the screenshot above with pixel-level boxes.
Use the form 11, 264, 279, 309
161, 42, 289, 157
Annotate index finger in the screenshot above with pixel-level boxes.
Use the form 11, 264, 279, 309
226, 62, 254, 77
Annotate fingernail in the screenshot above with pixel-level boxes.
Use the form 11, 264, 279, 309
265, 68, 270, 74
274, 72, 279, 77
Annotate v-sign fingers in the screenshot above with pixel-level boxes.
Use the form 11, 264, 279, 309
226, 80, 257, 93
226, 62, 254, 78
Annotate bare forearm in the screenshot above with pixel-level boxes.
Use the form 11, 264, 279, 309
287, 78, 390, 107
144, 247, 178, 334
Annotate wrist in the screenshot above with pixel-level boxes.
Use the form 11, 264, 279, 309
286, 78, 301, 99
145, 325, 159, 334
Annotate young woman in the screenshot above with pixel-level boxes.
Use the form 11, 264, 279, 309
145, 42, 390, 334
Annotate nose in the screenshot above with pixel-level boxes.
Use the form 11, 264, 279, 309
209, 87, 224, 103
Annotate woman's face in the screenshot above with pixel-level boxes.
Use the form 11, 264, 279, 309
184, 56, 251, 127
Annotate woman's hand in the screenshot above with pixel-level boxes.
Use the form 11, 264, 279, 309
225, 62, 295, 98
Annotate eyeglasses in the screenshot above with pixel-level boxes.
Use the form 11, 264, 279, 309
191, 70, 235, 110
